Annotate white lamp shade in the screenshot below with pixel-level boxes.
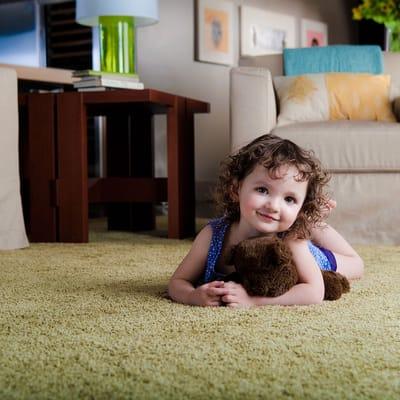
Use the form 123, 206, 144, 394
76, 0, 159, 27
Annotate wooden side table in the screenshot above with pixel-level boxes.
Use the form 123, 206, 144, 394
21, 89, 209, 242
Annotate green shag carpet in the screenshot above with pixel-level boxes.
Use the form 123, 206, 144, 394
0, 219, 399, 400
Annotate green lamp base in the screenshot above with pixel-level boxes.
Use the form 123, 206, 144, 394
98, 16, 135, 75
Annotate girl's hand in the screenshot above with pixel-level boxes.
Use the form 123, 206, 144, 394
221, 281, 255, 308
322, 198, 337, 218
188, 281, 228, 307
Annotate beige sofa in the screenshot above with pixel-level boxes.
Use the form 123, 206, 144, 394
230, 52, 400, 245
0, 67, 29, 249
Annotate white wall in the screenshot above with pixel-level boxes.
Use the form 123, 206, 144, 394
137, 0, 356, 201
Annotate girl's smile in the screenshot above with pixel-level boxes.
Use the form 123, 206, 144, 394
256, 211, 279, 222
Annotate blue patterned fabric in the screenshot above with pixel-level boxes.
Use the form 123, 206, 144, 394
203, 217, 230, 283
307, 242, 337, 271
202, 218, 337, 284
283, 45, 383, 76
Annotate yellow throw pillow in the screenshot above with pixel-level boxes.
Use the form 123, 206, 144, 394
274, 73, 396, 126
326, 73, 395, 122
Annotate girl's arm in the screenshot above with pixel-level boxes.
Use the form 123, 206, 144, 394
223, 239, 325, 307
310, 223, 364, 280
168, 225, 229, 306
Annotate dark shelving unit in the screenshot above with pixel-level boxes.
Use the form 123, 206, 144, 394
44, 0, 92, 70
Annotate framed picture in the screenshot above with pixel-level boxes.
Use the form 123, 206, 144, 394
195, 0, 235, 66
301, 19, 328, 47
240, 6, 296, 56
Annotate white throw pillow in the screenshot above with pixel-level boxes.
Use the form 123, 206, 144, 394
273, 73, 396, 126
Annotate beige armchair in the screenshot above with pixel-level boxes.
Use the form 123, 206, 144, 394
0, 67, 29, 249
230, 52, 400, 245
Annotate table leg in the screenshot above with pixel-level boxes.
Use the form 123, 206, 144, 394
57, 93, 88, 242
27, 94, 58, 242
18, 101, 29, 233
167, 97, 195, 238
131, 107, 155, 230
107, 108, 155, 231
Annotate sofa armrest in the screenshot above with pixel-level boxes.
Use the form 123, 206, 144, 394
0, 67, 29, 249
230, 67, 277, 151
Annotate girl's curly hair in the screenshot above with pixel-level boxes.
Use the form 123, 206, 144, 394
214, 133, 331, 239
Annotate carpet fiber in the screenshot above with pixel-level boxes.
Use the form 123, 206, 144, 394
1, 220, 399, 399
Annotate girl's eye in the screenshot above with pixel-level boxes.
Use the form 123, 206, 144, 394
285, 196, 296, 204
256, 187, 268, 194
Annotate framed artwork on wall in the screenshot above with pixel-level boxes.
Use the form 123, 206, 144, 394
301, 19, 328, 47
240, 6, 296, 56
195, 0, 235, 66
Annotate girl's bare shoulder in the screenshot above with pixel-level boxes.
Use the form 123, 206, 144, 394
282, 237, 313, 260
185, 224, 213, 258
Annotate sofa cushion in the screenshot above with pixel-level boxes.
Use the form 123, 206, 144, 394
272, 120, 400, 171
274, 73, 396, 126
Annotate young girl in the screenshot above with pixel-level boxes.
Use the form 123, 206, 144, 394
168, 134, 364, 307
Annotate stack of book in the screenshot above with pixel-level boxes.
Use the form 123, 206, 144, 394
72, 70, 144, 91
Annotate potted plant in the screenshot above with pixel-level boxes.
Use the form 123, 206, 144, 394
352, 0, 400, 51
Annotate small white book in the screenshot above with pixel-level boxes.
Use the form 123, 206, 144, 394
72, 69, 139, 81
77, 87, 108, 92
73, 78, 144, 90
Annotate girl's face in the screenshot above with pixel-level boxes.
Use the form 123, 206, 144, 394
237, 163, 308, 236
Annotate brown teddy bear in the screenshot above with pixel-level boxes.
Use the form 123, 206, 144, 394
225, 236, 350, 301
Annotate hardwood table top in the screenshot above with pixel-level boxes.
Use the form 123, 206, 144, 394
67, 88, 210, 114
